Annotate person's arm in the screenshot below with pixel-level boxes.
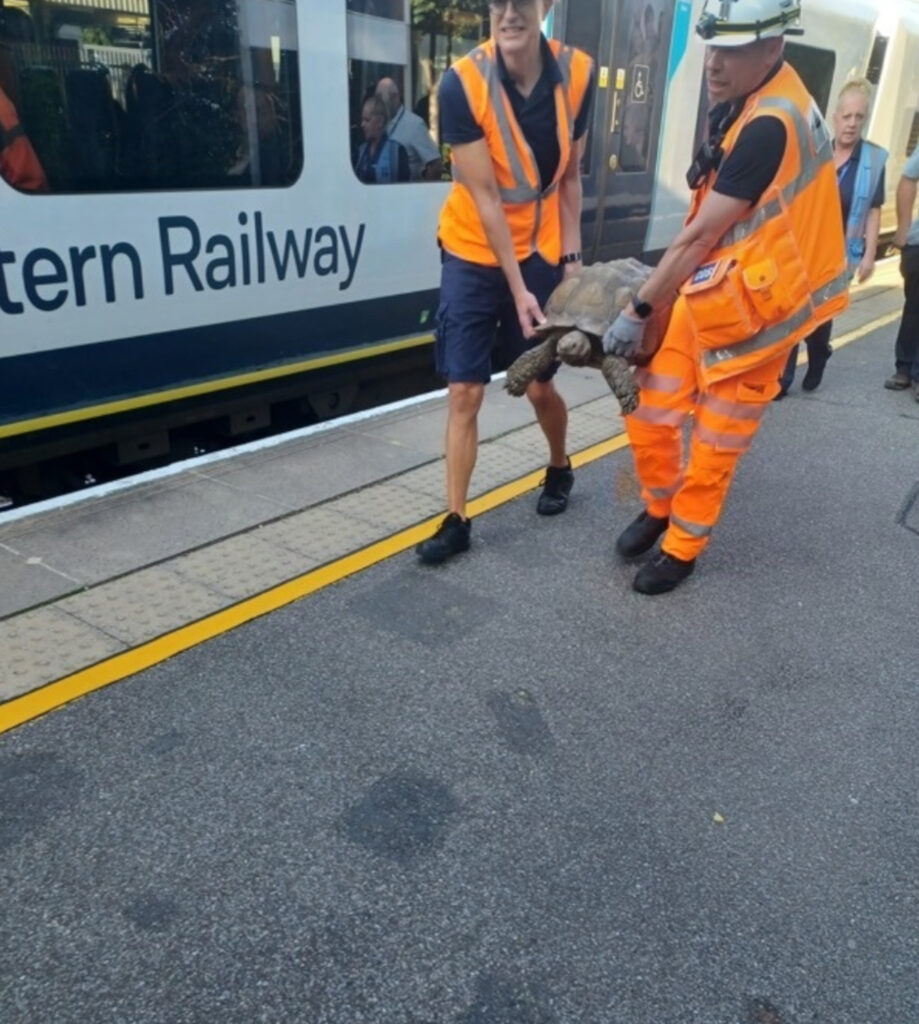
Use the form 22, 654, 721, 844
634, 190, 753, 308
412, 119, 443, 180
894, 175, 918, 249
856, 206, 881, 283
601, 190, 751, 357
450, 138, 545, 337
558, 135, 586, 278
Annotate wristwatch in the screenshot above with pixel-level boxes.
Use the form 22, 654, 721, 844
631, 294, 653, 319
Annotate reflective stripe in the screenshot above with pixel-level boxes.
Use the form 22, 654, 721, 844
670, 513, 712, 538
693, 422, 754, 451
811, 268, 850, 308
636, 369, 683, 393
703, 304, 811, 369
464, 43, 574, 206
556, 46, 575, 133
718, 99, 832, 248
699, 392, 767, 421
701, 269, 849, 370
478, 47, 538, 202
631, 405, 689, 427
719, 197, 781, 246
649, 480, 683, 499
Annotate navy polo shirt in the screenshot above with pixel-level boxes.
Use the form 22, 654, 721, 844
835, 139, 885, 227
439, 35, 595, 188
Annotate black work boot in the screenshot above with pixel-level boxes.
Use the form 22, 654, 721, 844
615, 511, 669, 558
537, 461, 574, 516
633, 552, 695, 595
416, 513, 471, 565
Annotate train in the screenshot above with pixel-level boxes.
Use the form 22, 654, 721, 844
0, 0, 917, 490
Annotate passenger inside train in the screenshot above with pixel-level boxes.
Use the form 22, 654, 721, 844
353, 93, 411, 184
0, 0, 302, 192
375, 76, 442, 181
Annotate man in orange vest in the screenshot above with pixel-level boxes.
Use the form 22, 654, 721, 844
602, 0, 848, 594
0, 85, 48, 192
416, 0, 594, 565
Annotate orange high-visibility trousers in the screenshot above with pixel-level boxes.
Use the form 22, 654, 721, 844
624, 296, 788, 562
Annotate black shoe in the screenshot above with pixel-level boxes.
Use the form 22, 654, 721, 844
773, 385, 789, 401
633, 552, 696, 595
416, 513, 471, 564
802, 346, 831, 392
536, 461, 574, 516
615, 511, 669, 558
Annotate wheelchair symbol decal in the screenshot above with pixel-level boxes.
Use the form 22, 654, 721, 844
631, 64, 649, 103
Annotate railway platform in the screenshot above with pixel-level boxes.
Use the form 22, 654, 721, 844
1, 261, 917, 1023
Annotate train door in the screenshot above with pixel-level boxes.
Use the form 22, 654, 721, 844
559, 0, 676, 263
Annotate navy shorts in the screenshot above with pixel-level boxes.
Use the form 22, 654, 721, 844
434, 250, 563, 384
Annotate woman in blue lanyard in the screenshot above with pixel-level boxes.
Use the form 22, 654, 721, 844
777, 78, 887, 398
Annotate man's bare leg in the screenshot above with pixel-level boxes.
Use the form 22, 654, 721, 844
445, 381, 485, 515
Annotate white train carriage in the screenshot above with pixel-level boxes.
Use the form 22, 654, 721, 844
0, 0, 915, 477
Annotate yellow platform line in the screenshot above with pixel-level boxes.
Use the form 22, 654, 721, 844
0, 434, 630, 736
0, 304, 901, 736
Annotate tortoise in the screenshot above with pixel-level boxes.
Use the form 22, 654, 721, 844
504, 258, 671, 416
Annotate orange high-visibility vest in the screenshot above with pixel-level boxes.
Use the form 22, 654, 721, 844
679, 62, 848, 384
0, 87, 48, 193
438, 38, 592, 267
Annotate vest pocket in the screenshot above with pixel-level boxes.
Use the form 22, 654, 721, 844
681, 257, 762, 349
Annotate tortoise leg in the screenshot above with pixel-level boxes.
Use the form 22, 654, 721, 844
556, 329, 593, 367
504, 339, 558, 396
600, 354, 640, 415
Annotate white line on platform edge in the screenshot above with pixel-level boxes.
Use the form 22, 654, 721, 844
0, 377, 477, 525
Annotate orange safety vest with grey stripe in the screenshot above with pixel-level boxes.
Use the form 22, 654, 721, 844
437, 38, 592, 267
0, 88, 48, 193
679, 61, 849, 384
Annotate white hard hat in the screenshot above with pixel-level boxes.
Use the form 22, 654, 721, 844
696, 0, 803, 47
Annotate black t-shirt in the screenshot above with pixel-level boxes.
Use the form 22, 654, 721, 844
439, 36, 595, 188
707, 61, 787, 205
711, 115, 787, 205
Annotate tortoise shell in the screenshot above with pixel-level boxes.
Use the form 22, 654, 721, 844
536, 258, 652, 340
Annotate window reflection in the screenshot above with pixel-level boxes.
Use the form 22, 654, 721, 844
0, 0, 301, 192
348, 0, 491, 184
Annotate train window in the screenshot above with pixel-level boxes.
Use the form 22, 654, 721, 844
865, 33, 888, 87
348, 0, 489, 184
0, 0, 302, 193
347, 0, 405, 19
783, 42, 835, 116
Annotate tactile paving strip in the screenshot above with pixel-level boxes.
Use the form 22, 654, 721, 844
256, 504, 384, 563
0, 607, 125, 700
57, 566, 229, 646
391, 463, 447, 501
468, 441, 547, 494
169, 533, 320, 600
493, 424, 551, 458
333, 483, 445, 532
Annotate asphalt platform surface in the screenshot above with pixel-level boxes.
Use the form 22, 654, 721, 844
1, 322, 917, 1024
